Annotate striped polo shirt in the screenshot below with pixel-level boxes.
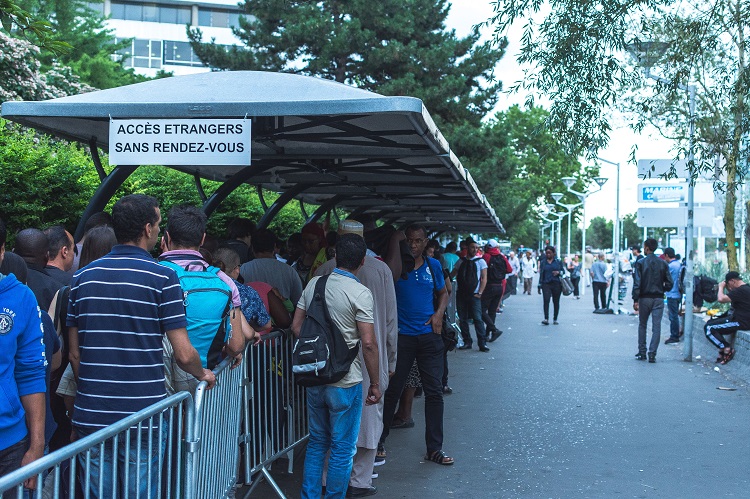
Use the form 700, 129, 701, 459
66, 244, 187, 430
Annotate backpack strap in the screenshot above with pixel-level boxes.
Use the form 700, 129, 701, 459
315, 274, 360, 364
159, 252, 209, 271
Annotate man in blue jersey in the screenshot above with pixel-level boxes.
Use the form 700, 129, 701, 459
67, 195, 216, 498
378, 225, 453, 466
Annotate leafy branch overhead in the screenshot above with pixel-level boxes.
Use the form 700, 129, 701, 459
0, 0, 71, 54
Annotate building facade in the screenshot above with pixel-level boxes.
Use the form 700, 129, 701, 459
90, 0, 244, 77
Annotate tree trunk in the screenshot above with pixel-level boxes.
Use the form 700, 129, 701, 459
724, 155, 738, 270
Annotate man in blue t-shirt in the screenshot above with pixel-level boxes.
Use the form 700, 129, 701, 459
379, 224, 454, 466
67, 195, 216, 498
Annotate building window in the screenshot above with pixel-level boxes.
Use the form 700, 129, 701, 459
86, 2, 104, 15
110, 2, 190, 24
198, 8, 241, 28
115, 38, 162, 69
163, 41, 205, 67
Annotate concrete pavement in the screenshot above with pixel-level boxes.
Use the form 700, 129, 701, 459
250, 286, 750, 498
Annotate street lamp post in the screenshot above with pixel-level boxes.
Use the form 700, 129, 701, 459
562, 176, 608, 294
594, 157, 621, 315
546, 203, 566, 253
552, 192, 583, 257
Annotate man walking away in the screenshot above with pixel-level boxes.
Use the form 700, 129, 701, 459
454, 238, 489, 351
590, 253, 609, 311
380, 225, 453, 467
13, 229, 59, 311
0, 218, 47, 495
480, 239, 507, 343
67, 195, 216, 498
704, 271, 750, 365
43, 225, 74, 286
663, 247, 682, 345
632, 239, 673, 363
293, 234, 381, 499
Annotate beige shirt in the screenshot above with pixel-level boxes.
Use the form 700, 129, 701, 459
297, 272, 374, 388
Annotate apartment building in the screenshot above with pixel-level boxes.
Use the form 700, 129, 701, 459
89, 0, 244, 77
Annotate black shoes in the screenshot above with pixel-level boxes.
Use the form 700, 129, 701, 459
479, 346, 490, 352
488, 330, 502, 342
635, 353, 647, 361
648, 353, 656, 363
443, 386, 453, 394
458, 344, 472, 350
665, 337, 680, 344
541, 320, 549, 325
347, 485, 377, 497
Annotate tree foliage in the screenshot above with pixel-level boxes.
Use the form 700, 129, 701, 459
189, 0, 505, 129
0, 0, 70, 54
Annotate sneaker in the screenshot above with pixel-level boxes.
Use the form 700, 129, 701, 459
488, 330, 502, 342
665, 337, 680, 344
479, 346, 490, 352
648, 353, 656, 363
442, 386, 453, 395
634, 353, 647, 361
372, 472, 378, 479
457, 344, 472, 350
553, 320, 559, 325
541, 320, 549, 325
374, 444, 386, 466
347, 485, 377, 497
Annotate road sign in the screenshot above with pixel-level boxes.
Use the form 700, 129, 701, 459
637, 182, 715, 203
637, 207, 714, 228
638, 183, 686, 202
637, 159, 689, 178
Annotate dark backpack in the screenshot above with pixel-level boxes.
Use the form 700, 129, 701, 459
292, 275, 360, 387
456, 257, 479, 295
487, 254, 509, 284
699, 275, 719, 303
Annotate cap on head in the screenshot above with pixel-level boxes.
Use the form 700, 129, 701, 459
487, 238, 499, 248
338, 219, 364, 237
725, 271, 741, 284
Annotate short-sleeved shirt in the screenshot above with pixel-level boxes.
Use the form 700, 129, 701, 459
728, 284, 750, 329
297, 271, 374, 388
395, 257, 445, 336
666, 260, 682, 299
240, 258, 303, 305
67, 245, 187, 430
442, 253, 459, 273
591, 261, 608, 283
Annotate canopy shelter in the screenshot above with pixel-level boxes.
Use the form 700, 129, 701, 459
1, 71, 502, 240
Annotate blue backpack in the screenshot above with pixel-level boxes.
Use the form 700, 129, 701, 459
160, 254, 233, 369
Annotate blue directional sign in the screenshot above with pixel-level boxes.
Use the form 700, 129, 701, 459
638, 183, 686, 203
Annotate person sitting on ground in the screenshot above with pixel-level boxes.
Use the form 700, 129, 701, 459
159, 205, 252, 393
704, 271, 750, 365
241, 228, 303, 307
42, 225, 75, 286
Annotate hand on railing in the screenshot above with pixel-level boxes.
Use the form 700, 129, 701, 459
198, 368, 217, 389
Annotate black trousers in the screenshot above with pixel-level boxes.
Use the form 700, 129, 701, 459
481, 284, 504, 333
571, 277, 580, 297
541, 281, 562, 321
593, 281, 607, 309
381, 333, 445, 453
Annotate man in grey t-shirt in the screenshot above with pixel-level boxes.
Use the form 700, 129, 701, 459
239, 228, 303, 305
590, 253, 609, 311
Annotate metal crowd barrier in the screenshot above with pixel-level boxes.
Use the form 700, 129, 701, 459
191, 354, 247, 499
0, 391, 193, 499
241, 329, 309, 499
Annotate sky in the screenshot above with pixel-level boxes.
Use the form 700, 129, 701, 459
444, 1, 678, 227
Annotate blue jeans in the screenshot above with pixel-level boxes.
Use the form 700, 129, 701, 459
302, 383, 363, 499
77, 424, 167, 499
667, 297, 680, 339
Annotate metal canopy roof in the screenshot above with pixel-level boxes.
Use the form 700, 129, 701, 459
1, 71, 502, 233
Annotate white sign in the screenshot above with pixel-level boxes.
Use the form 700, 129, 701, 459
109, 119, 251, 166
637, 159, 689, 178
637, 207, 714, 228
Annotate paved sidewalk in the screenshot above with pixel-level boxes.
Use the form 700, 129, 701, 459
249, 286, 750, 498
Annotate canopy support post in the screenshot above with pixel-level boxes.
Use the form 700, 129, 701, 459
257, 184, 309, 229
307, 196, 343, 224
88, 138, 107, 181
299, 199, 310, 220
74, 164, 139, 242
257, 186, 269, 211
202, 164, 273, 216
194, 174, 208, 203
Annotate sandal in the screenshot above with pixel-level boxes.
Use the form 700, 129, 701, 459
376, 444, 386, 459
390, 418, 415, 429
720, 348, 736, 365
424, 450, 454, 466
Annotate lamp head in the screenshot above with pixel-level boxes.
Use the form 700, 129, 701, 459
551, 192, 563, 203
545, 203, 556, 212
594, 176, 608, 187
561, 177, 576, 189
576, 193, 585, 202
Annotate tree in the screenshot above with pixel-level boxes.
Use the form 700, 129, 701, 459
12, 0, 147, 89
0, 0, 69, 53
450, 106, 596, 242
621, 213, 642, 248
189, 0, 505, 130
488, 0, 750, 269
587, 216, 614, 250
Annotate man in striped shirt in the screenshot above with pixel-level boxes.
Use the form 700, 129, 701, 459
67, 194, 215, 498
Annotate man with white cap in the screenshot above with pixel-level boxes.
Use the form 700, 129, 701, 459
316, 220, 398, 497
